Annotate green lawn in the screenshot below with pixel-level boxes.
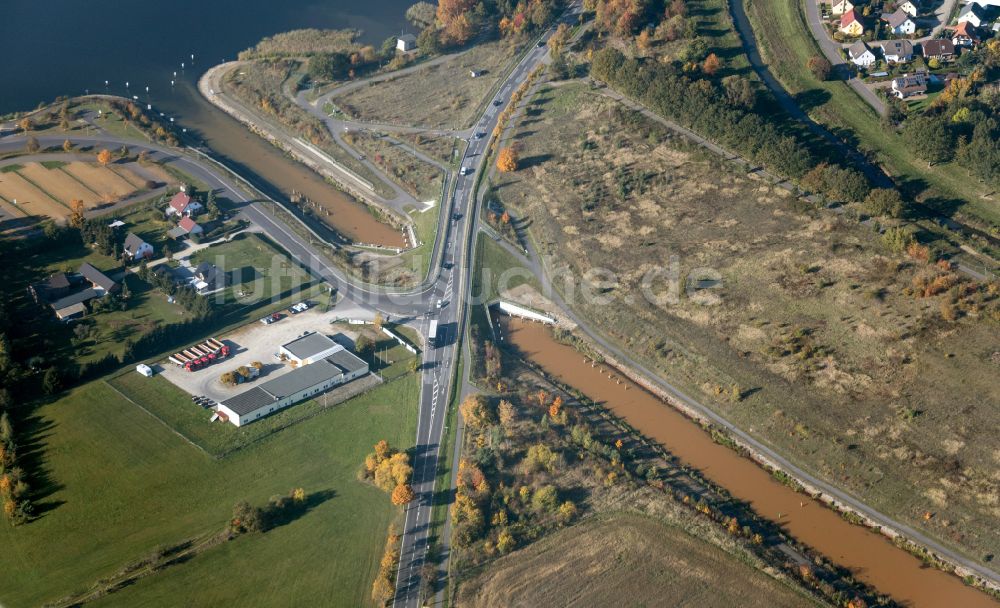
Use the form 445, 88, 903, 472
188, 233, 312, 305
742, 0, 999, 229
471, 232, 540, 303
0, 374, 418, 607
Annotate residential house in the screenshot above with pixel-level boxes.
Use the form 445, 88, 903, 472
879, 39, 915, 62
883, 10, 917, 35
840, 9, 866, 36
168, 216, 203, 239
28, 272, 75, 305
123, 232, 154, 261
193, 262, 228, 293
952, 21, 981, 46
958, 3, 986, 28
165, 191, 203, 217
396, 34, 416, 52
968, 0, 1000, 7
897, 1, 920, 17
78, 262, 119, 294
891, 73, 928, 98
848, 40, 879, 67
831, 0, 855, 15
922, 38, 956, 61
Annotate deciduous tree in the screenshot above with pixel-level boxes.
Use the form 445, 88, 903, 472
391, 483, 415, 505
496, 147, 518, 172
807, 55, 832, 81
97, 148, 113, 166
702, 52, 722, 76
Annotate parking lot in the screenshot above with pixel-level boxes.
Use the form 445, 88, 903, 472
159, 301, 373, 403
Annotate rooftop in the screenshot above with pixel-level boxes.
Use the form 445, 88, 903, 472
220, 357, 349, 416
124, 232, 146, 255
78, 262, 117, 292
281, 332, 339, 361
49, 287, 100, 310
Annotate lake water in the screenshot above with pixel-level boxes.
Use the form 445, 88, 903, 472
0, 0, 413, 246
0, 0, 411, 115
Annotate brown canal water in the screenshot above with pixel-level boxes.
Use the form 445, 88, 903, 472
161, 82, 405, 248
500, 316, 998, 608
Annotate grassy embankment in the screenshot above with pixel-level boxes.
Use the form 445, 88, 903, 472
0, 373, 418, 607
742, 0, 999, 232
332, 38, 523, 130
490, 80, 1000, 566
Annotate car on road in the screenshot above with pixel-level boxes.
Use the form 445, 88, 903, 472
452, 212, 463, 221
493, 99, 503, 107
436, 299, 443, 309
537, 40, 546, 47
474, 131, 485, 139
460, 167, 471, 176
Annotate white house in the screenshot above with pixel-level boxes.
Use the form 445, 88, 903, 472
898, 1, 920, 17
831, 0, 855, 15
217, 343, 368, 426
396, 34, 417, 52
883, 10, 917, 35
958, 3, 986, 28
891, 73, 928, 98
879, 39, 915, 62
165, 191, 203, 217
278, 332, 343, 366
848, 41, 878, 68
123, 232, 154, 261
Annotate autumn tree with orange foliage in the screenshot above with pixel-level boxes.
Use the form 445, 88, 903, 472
96, 149, 112, 166
496, 146, 519, 172
702, 53, 722, 76
459, 394, 492, 429
437, 0, 477, 46
391, 483, 415, 505
371, 528, 401, 605
69, 199, 86, 228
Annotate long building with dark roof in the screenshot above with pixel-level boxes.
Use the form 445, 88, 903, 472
216, 339, 368, 426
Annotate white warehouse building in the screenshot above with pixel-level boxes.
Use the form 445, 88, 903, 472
217, 335, 369, 426
279, 332, 343, 366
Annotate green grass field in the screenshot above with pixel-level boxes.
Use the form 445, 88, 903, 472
188, 233, 312, 305
742, 0, 999, 230
0, 374, 418, 607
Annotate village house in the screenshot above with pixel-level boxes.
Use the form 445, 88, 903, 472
883, 10, 918, 35
958, 3, 987, 28
879, 39, 915, 62
193, 262, 228, 293
123, 232, 154, 261
968, 0, 1000, 6
897, 1, 920, 17
922, 38, 956, 61
168, 216, 204, 239
831, 0, 855, 16
34, 264, 119, 321
396, 34, 416, 52
891, 73, 928, 98
840, 9, 867, 36
848, 40, 879, 67
952, 20, 981, 46
165, 191, 203, 218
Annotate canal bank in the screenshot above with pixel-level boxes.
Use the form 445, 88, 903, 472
498, 315, 999, 608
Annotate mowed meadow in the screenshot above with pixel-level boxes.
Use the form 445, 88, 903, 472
0, 159, 174, 223
0, 374, 418, 607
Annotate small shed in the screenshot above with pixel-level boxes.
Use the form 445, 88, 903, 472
397, 34, 417, 52
136, 364, 154, 377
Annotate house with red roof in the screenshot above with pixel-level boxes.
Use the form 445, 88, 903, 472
165, 191, 203, 217
840, 9, 866, 36
168, 216, 204, 239
951, 21, 980, 47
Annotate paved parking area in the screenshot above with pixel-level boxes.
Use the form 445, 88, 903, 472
158, 301, 373, 403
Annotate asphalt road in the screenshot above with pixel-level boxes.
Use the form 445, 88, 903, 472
387, 9, 581, 605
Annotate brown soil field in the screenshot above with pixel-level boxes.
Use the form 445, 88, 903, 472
493, 83, 1000, 565
17, 163, 101, 206
456, 514, 816, 608
64, 162, 137, 198
0, 171, 68, 218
